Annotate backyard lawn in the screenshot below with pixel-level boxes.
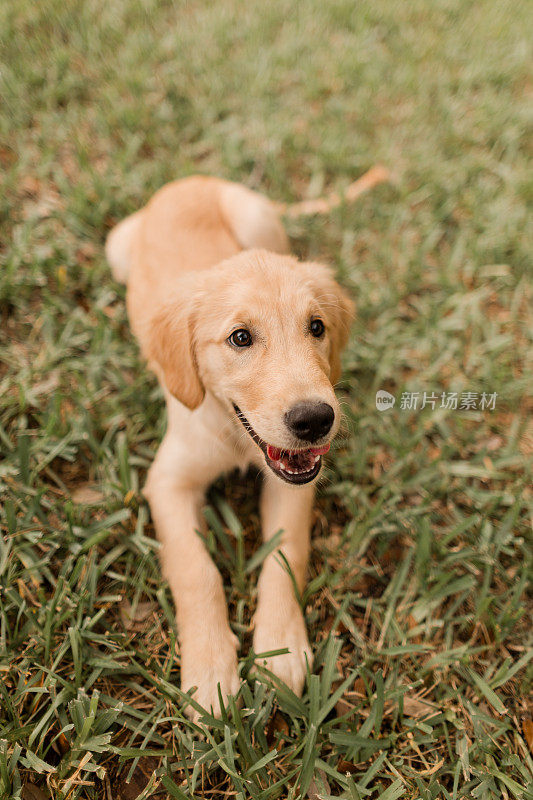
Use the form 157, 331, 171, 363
0, 0, 532, 797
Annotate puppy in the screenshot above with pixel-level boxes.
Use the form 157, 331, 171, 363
106, 175, 354, 716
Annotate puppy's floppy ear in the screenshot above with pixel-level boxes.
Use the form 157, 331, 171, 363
146, 289, 205, 410
304, 262, 355, 384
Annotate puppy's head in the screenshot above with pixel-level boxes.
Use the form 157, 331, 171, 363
147, 250, 354, 485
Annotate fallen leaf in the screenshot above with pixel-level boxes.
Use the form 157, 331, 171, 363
523, 718, 533, 754
335, 697, 353, 717
307, 769, 331, 799
119, 598, 158, 630
407, 614, 422, 644
486, 435, 503, 452
337, 759, 358, 775
115, 757, 159, 800
266, 709, 289, 744
335, 676, 365, 717
0, 145, 16, 168
402, 694, 437, 718
22, 785, 49, 800
51, 731, 70, 756
71, 485, 105, 505
20, 175, 42, 196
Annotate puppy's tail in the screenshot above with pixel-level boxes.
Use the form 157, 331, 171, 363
277, 164, 389, 219
219, 182, 291, 255
106, 165, 389, 283
219, 165, 389, 254
105, 210, 143, 284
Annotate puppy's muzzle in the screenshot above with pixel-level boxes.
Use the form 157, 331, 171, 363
233, 403, 331, 485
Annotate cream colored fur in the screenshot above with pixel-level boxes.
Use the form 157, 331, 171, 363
106, 175, 353, 718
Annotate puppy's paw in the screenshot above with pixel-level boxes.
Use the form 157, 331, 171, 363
253, 602, 312, 696
180, 628, 240, 720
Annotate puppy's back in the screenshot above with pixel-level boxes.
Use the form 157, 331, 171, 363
106, 175, 288, 287
107, 175, 290, 352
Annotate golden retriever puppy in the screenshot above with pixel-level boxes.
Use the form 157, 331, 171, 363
106, 175, 354, 717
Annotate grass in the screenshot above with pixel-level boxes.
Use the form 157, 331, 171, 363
0, 0, 532, 797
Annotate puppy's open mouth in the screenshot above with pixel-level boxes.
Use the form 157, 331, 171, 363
233, 404, 330, 485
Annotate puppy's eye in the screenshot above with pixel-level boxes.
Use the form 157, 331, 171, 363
310, 318, 325, 338
228, 328, 252, 348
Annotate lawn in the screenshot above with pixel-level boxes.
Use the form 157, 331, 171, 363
0, 0, 532, 797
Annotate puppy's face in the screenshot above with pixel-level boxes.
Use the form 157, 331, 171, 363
148, 250, 354, 485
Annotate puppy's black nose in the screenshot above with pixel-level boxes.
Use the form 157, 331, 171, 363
284, 401, 334, 442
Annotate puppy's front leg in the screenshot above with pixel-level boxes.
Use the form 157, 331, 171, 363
145, 454, 239, 718
253, 472, 314, 695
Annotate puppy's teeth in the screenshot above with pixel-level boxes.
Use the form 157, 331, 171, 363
314, 456, 319, 463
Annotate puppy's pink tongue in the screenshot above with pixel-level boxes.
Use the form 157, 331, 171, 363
310, 443, 331, 456
266, 443, 330, 461
267, 445, 282, 461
